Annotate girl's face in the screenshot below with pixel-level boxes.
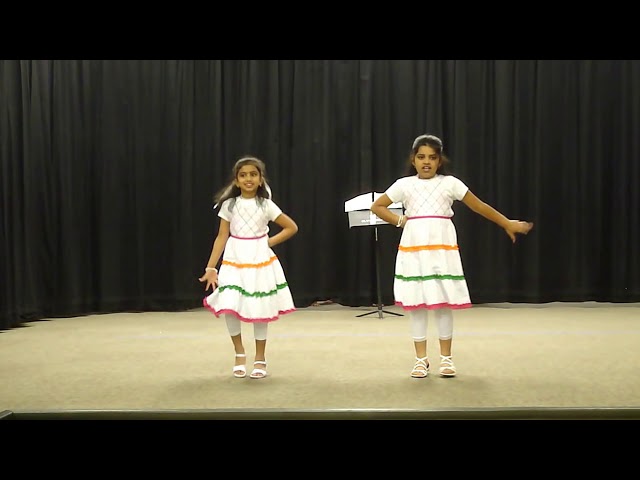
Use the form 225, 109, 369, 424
235, 164, 262, 197
412, 145, 441, 179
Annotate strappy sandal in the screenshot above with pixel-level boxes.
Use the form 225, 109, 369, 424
410, 356, 429, 378
250, 360, 268, 379
439, 355, 456, 377
233, 353, 247, 378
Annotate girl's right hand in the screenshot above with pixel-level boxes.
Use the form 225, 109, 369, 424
198, 270, 219, 291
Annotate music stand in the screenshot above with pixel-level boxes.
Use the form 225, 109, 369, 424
344, 192, 404, 319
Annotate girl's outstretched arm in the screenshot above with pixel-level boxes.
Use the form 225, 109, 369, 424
461, 191, 534, 243
269, 213, 298, 248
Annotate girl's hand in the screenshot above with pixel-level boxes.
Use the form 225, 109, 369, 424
505, 220, 534, 243
198, 269, 219, 291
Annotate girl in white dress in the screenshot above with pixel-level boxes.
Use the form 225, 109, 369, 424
199, 156, 298, 379
371, 135, 533, 379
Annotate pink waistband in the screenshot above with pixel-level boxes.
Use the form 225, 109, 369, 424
230, 233, 268, 240
407, 215, 452, 220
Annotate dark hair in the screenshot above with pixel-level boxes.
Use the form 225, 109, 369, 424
406, 134, 450, 175
213, 155, 271, 208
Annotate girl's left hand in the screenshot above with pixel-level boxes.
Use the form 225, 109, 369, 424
505, 220, 534, 243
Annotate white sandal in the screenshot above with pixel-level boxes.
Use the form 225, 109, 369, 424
233, 353, 247, 378
410, 356, 429, 378
250, 360, 268, 379
439, 355, 456, 377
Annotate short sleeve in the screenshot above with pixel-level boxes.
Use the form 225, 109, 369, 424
448, 176, 469, 201
385, 178, 406, 204
264, 198, 283, 222
218, 199, 232, 222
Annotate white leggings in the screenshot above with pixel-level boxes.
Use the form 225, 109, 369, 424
224, 314, 268, 341
409, 308, 453, 341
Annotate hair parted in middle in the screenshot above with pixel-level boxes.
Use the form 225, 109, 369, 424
213, 155, 272, 209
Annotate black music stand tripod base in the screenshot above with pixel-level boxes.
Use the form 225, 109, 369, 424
356, 305, 403, 319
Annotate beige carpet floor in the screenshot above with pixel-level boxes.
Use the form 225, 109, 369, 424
1, 302, 639, 419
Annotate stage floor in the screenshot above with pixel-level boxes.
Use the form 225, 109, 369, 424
1, 302, 639, 419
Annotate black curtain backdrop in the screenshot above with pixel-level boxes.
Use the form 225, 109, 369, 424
1, 60, 638, 330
